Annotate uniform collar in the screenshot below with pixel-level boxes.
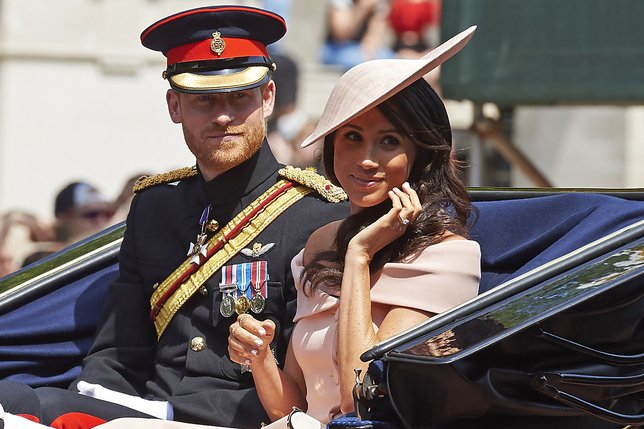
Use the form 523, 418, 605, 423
202, 140, 280, 206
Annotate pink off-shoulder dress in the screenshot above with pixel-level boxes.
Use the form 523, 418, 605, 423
290, 239, 481, 423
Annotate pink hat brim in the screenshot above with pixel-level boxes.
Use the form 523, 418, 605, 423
301, 26, 477, 148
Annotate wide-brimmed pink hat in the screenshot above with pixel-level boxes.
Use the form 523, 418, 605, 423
300, 26, 476, 148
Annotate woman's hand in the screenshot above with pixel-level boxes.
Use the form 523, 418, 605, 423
229, 316, 308, 421
348, 182, 422, 261
228, 313, 276, 368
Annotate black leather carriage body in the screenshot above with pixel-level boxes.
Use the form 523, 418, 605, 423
346, 194, 644, 429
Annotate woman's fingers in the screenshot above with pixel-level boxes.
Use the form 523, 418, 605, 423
228, 326, 252, 365
402, 182, 421, 210
229, 343, 257, 366
388, 189, 409, 229
239, 313, 268, 337
388, 189, 402, 209
391, 185, 415, 226
228, 315, 266, 362
402, 182, 422, 218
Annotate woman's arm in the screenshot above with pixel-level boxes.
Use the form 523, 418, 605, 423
228, 316, 307, 422
336, 257, 433, 414
327, 0, 380, 42
359, 4, 390, 59
336, 184, 425, 414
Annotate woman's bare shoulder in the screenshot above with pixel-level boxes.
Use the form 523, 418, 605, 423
303, 220, 342, 264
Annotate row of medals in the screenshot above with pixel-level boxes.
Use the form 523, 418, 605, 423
191, 213, 265, 318
219, 282, 265, 317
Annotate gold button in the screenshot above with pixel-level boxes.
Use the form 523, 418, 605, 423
190, 336, 206, 352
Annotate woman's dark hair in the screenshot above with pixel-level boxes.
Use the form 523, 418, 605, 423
301, 78, 473, 295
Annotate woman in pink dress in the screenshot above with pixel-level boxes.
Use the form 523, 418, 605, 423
228, 27, 479, 425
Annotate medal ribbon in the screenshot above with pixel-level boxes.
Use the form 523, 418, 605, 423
150, 180, 312, 337
199, 205, 211, 228
221, 261, 268, 300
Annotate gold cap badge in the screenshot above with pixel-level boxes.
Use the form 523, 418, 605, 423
210, 32, 226, 56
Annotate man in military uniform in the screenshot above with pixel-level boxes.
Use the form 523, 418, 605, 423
0, 5, 347, 429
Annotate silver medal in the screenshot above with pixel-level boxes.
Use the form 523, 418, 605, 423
219, 283, 237, 318
250, 281, 266, 314
250, 294, 265, 314
220, 293, 235, 318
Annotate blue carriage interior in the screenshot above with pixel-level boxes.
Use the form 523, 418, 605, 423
1, 191, 643, 388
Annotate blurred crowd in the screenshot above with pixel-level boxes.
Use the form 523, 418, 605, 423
322, 0, 441, 68
0, 175, 146, 278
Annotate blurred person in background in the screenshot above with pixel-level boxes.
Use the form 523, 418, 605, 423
259, 1, 321, 168
52, 181, 116, 246
388, 0, 441, 58
111, 173, 152, 224
322, 0, 395, 70
1, 182, 115, 275
0, 210, 57, 276
388, 0, 442, 91
267, 54, 320, 168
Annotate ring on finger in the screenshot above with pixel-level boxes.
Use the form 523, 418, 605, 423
239, 314, 250, 328
398, 214, 410, 226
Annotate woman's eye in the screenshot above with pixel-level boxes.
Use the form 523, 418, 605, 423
343, 131, 362, 141
381, 135, 401, 146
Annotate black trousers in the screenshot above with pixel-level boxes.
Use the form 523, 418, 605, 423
0, 381, 155, 428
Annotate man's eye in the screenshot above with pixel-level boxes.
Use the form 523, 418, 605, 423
231, 91, 249, 100
199, 95, 211, 102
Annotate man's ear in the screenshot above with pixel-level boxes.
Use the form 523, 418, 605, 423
262, 80, 276, 119
166, 89, 182, 124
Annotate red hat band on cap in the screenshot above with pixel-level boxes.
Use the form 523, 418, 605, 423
166, 36, 270, 67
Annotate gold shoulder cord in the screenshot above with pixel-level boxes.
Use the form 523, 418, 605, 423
152, 180, 313, 337
278, 166, 347, 203
132, 166, 198, 193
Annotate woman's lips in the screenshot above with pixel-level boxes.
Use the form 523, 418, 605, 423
351, 175, 383, 188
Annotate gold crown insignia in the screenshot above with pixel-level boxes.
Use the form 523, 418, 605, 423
210, 32, 226, 56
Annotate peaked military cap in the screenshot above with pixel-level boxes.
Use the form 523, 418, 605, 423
140, 5, 286, 93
